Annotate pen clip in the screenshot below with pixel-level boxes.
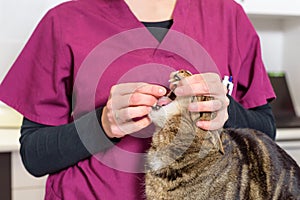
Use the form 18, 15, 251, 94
222, 75, 234, 96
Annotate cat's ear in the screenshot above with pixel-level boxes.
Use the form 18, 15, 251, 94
198, 130, 224, 158
208, 130, 225, 155
216, 133, 225, 155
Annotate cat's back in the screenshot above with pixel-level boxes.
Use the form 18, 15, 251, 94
223, 128, 300, 199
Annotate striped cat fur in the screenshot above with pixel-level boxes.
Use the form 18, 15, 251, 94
145, 70, 300, 200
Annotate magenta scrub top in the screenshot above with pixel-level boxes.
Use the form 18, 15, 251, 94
0, 0, 275, 199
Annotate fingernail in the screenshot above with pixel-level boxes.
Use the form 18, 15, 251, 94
158, 88, 166, 94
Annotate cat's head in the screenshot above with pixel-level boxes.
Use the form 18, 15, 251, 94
148, 70, 224, 164
149, 95, 214, 129
149, 96, 195, 128
149, 69, 193, 127
149, 69, 214, 128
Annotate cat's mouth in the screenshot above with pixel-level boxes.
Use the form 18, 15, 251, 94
152, 89, 177, 110
152, 70, 186, 110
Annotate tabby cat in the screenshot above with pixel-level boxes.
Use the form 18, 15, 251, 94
145, 70, 300, 200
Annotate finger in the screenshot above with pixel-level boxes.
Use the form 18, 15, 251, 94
174, 73, 222, 96
111, 93, 159, 109
175, 81, 226, 97
181, 73, 221, 85
134, 84, 167, 97
111, 82, 166, 97
174, 83, 210, 96
188, 99, 223, 112
196, 110, 228, 130
128, 92, 159, 106
110, 117, 152, 137
110, 82, 147, 95
171, 73, 218, 87
114, 106, 151, 123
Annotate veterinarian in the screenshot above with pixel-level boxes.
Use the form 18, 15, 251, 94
0, 0, 276, 199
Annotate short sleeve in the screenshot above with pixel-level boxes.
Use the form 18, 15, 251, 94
0, 8, 72, 126
234, 5, 275, 109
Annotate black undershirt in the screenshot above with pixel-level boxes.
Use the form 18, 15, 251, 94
142, 20, 173, 42
20, 20, 276, 177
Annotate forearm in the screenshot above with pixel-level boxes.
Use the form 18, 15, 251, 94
20, 107, 120, 177
224, 95, 276, 140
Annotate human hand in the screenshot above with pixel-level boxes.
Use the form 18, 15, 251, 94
102, 83, 167, 138
172, 73, 229, 130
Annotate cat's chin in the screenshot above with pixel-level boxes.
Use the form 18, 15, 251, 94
149, 100, 180, 128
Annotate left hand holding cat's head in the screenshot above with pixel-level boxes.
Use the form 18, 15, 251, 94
173, 73, 229, 130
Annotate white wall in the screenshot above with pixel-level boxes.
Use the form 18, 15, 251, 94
0, 0, 67, 83
283, 19, 300, 114
249, 16, 285, 72
249, 16, 300, 114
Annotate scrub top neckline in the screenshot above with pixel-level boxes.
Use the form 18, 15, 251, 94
101, 0, 191, 56
103, 0, 191, 35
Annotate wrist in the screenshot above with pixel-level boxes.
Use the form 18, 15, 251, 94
100, 106, 115, 139
99, 107, 122, 143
